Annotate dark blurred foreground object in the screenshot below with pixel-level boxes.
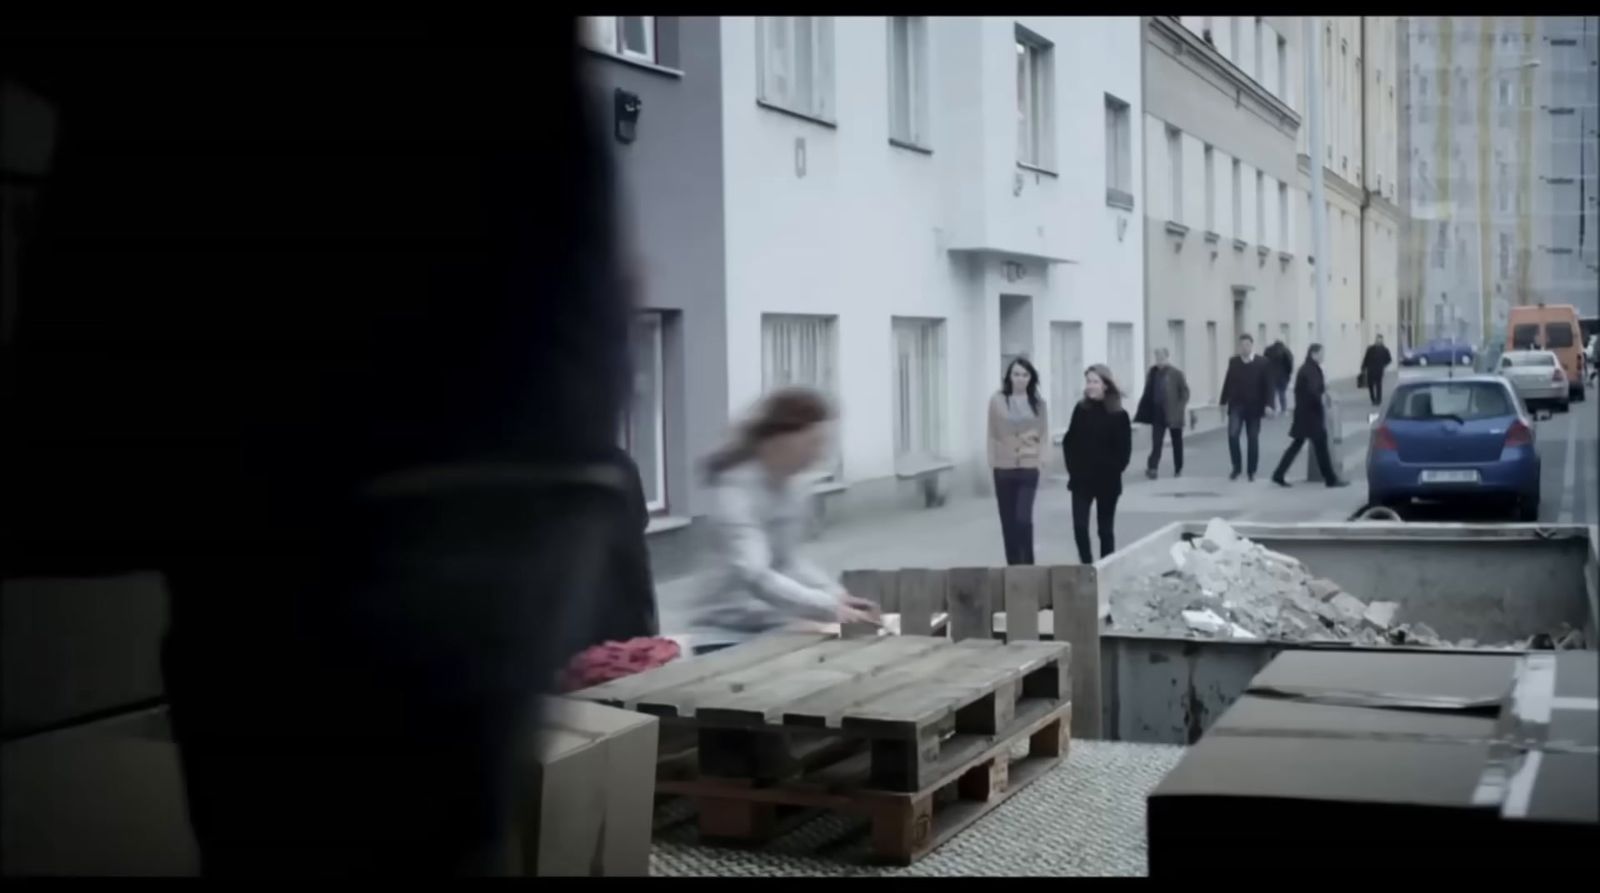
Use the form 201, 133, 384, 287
3, 17, 635, 876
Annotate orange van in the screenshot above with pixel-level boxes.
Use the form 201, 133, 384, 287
1507, 303, 1586, 402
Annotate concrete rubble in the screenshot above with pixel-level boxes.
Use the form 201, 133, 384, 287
1104, 518, 1589, 651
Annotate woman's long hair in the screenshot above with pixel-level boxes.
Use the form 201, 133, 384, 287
1001, 357, 1043, 416
1084, 363, 1124, 414
704, 387, 835, 479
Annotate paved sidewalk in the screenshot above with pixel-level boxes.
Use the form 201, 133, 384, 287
656, 390, 1377, 635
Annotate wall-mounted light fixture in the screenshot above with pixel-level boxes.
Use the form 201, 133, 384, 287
614, 88, 642, 144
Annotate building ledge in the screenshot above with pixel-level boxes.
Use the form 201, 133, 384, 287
1278, 251, 1294, 264
889, 138, 933, 156
947, 245, 1076, 265
756, 99, 838, 130
1106, 188, 1135, 211
1018, 161, 1059, 179
581, 47, 686, 79
895, 459, 955, 480
810, 480, 849, 497
1165, 220, 1190, 237
1232, 238, 1248, 253
645, 515, 692, 536
1149, 16, 1300, 131
1257, 245, 1271, 259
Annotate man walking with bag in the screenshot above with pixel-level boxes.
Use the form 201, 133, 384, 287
1360, 334, 1393, 406
1134, 348, 1190, 479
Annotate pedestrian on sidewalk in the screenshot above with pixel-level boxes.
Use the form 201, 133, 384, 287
1270, 343, 1350, 489
1133, 348, 1189, 479
1264, 339, 1294, 414
690, 388, 881, 656
1361, 334, 1393, 406
988, 358, 1049, 565
1064, 364, 1132, 564
1219, 333, 1276, 482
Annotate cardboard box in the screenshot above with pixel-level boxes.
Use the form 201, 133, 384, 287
2, 708, 200, 877
1146, 650, 1598, 874
514, 697, 658, 877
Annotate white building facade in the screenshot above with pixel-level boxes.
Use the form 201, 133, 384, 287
720, 16, 1145, 517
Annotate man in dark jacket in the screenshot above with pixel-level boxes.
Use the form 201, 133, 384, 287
1361, 334, 1394, 406
1263, 339, 1294, 413
1219, 333, 1276, 482
1133, 348, 1191, 479
1270, 344, 1350, 488
5, 18, 635, 876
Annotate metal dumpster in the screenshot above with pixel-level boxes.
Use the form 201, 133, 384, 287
1092, 521, 1600, 745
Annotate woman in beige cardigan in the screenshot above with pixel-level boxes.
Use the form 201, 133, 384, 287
988, 358, 1049, 565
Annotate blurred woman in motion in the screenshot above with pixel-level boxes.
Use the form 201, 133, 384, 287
988, 358, 1049, 565
1063, 364, 1132, 564
689, 388, 880, 655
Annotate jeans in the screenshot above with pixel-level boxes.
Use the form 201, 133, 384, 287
1070, 490, 1120, 564
1226, 408, 1263, 477
1273, 431, 1338, 485
1146, 424, 1184, 475
993, 468, 1041, 565
1276, 383, 1290, 414
1367, 373, 1384, 406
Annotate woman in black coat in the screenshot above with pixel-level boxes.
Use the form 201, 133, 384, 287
1063, 363, 1133, 563
1270, 343, 1350, 488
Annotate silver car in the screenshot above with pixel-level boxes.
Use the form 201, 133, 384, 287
1498, 350, 1569, 413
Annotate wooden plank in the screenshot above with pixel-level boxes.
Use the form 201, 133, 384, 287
945, 568, 1000, 642
635, 638, 861, 718
840, 569, 887, 639
691, 636, 950, 726
571, 633, 828, 708
895, 569, 944, 637
780, 639, 1003, 728
1002, 567, 1048, 642
1050, 564, 1103, 739
840, 641, 1067, 731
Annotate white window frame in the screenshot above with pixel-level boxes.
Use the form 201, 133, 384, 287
1203, 144, 1216, 231
1016, 28, 1055, 170
1277, 35, 1288, 99
1104, 94, 1132, 202
761, 313, 841, 479
1255, 170, 1266, 245
582, 16, 657, 64
757, 17, 836, 122
887, 16, 930, 148
891, 317, 948, 466
1167, 126, 1183, 222
1278, 182, 1289, 249
1230, 159, 1242, 239
621, 312, 667, 513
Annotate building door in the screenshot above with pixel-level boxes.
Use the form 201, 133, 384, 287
1107, 323, 1135, 394
1232, 288, 1248, 350
1000, 294, 1034, 374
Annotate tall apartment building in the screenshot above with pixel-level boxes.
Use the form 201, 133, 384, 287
1397, 16, 1599, 351
585, 17, 1145, 576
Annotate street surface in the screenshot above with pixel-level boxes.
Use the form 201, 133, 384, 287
657, 369, 1598, 634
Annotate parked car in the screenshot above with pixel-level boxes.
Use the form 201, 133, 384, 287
1507, 303, 1586, 402
1367, 376, 1541, 521
1399, 339, 1476, 367
1497, 350, 1570, 414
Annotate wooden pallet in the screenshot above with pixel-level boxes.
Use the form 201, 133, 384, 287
663, 701, 1070, 865
576, 633, 1070, 863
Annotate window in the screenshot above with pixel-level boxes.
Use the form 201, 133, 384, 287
1434, 221, 1447, 268
1050, 322, 1084, 419
1390, 382, 1512, 421
1277, 35, 1288, 98
1104, 94, 1132, 203
1016, 29, 1054, 169
1107, 323, 1135, 397
1255, 170, 1265, 244
1278, 182, 1289, 248
1206, 322, 1220, 398
757, 17, 835, 121
1167, 126, 1183, 222
887, 17, 930, 147
762, 313, 839, 475
1253, 18, 1265, 82
1230, 159, 1242, 238
582, 16, 657, 63
623, 313, 667, 511
892, 317, 947, 463
1500, 232, 1511, 277
1167, 320, 1187, 372
1230, 17, 1241, 62
1204, 144, 1216, 230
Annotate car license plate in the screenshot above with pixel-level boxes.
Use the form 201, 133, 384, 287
1420, 469, 1480, 484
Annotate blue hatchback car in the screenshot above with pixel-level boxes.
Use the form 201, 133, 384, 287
1399, 338, 1476, 368
1366, 376, 1541, 520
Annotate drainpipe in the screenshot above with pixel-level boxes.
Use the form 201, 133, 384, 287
1306, 17, 1330, 344
1358, 19, 1370, 349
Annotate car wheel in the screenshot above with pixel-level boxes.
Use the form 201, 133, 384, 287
1517, 496, 1540, 523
